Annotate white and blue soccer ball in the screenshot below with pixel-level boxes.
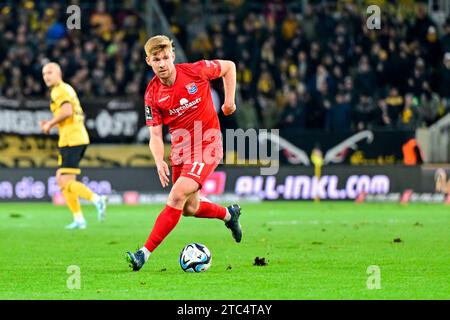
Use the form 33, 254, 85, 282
179, 243, 212, 273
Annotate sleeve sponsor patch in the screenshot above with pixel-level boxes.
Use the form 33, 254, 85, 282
200, 59, 221, 80
145, 105, 153, 121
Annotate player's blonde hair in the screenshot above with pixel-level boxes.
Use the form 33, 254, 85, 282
144, 35, 174, 56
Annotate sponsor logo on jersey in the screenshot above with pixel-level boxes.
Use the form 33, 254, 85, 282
169, 97, 202, 116
185, 82, 198, 94
205, 60, 217, 68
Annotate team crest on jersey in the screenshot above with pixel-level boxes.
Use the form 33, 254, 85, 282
185, 82, 198, 94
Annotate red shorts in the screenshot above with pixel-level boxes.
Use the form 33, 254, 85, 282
172, 160, 220, 189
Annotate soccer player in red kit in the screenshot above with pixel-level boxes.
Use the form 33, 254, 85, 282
126, 35, 242, 271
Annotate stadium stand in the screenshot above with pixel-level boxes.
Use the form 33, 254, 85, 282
0, 0, 148, 98
0, 0, 449, 133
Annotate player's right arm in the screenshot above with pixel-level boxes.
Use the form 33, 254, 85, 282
145, 85, 169, 187
41, 102, 73, 134
149, 125, 170, 188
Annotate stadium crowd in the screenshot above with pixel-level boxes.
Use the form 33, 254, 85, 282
163, 0, 450, 131
0, 0, 147, 98
1, 0, 450, 132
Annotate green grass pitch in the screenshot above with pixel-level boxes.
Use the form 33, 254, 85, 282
0, 201, 448, 299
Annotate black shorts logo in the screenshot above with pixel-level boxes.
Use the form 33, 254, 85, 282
145, 105, 153, 121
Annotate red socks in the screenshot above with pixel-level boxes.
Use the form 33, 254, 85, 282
143, 202, 226, 253
194, 201, 227, 220
144, 205, 182, 252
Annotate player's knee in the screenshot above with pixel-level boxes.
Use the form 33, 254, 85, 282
57, 175, 73, 191
182, 210, 194, 217
167, 190, 188, 208
56, 175, 66, 189
183, 203, 198, 217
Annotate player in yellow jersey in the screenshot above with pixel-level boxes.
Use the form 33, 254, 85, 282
40, 62, 107, 229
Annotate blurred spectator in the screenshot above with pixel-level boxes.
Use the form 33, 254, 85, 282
46, 10, 66, 46
279, 91, 304, 128
385, 87, 404, 128
263, 0, 286, 24
297, 50, 308, 81
236, 61, 253, 100
329, 90, 352, 132
309, 64, 332, 96
408, 3, 437, 46
236, 98, 259, 130
281, 12, 298, 43
190, 32, 214, 61
354, 56, 377, 97
440, 23, 450, 54
90, 0, 114, 42
424, 25, 442, 68
384, 41, 411, 92
406, 58, 429, 96
438, 52, 450, 110
418, 82, 441, 126
256, 68, 278, 128
309, 80, 333, 129
316, 3, 336, 46
353, 95, 378, 130
401, 93, 421, 129
402, 134, 424, 165
301, 4, 317, 42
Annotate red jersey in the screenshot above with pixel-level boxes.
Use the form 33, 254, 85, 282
144, 60, 223, 166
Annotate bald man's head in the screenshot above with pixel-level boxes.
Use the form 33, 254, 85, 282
42, 62, 62, 87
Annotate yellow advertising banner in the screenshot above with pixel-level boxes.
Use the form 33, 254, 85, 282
0, 135, 170, 167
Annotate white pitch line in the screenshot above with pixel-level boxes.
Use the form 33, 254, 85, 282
266, 219, 425, 225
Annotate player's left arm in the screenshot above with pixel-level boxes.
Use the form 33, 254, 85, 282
41, 102, 73, 134
217, 60, 237, 116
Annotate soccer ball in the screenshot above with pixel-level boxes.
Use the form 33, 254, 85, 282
179, 243, 212, 272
